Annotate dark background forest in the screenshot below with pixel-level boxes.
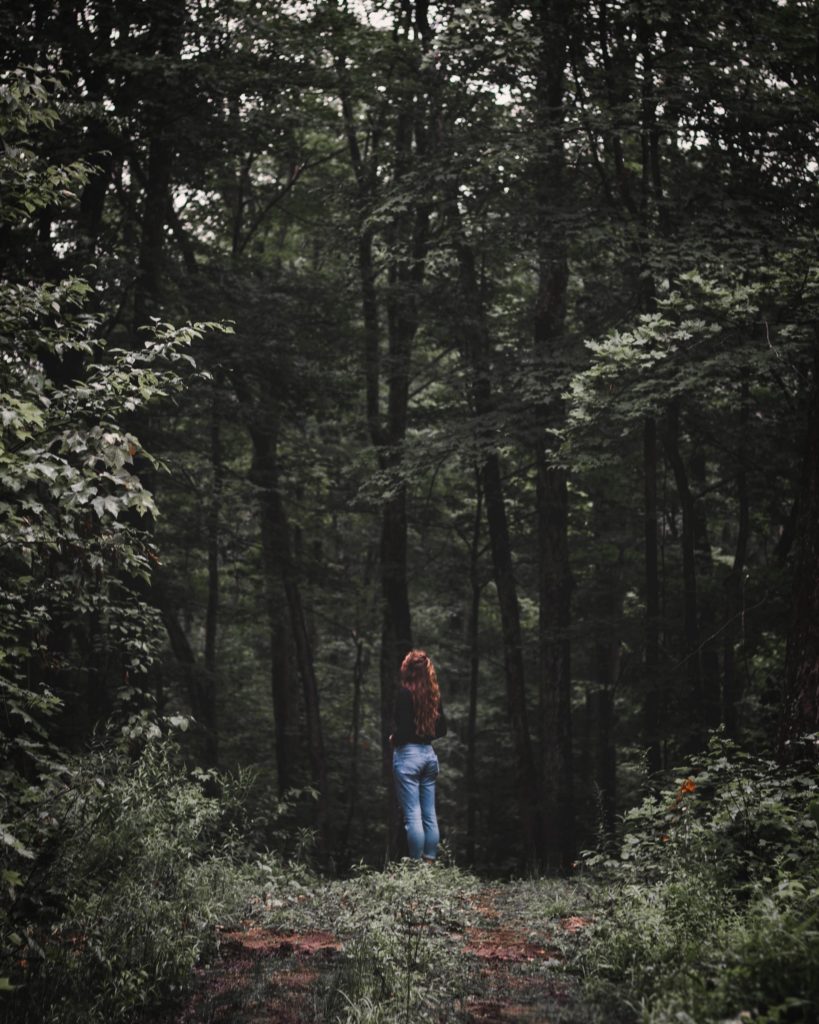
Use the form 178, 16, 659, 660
2, 0, 819, 1018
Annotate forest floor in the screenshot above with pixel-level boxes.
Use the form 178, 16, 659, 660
153, 875, 593, 1024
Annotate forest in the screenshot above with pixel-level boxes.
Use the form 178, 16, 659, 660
1, 0, 818, 1022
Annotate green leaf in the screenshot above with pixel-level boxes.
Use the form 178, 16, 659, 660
0, 824, 35, 859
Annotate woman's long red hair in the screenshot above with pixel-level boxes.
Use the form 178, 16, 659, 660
400, 649, 441, 736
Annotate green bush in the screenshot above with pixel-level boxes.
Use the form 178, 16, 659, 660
578, 737, 819, 1024
1, 722, 281, 1024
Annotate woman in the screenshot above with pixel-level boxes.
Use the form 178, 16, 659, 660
390, 649, 447, 862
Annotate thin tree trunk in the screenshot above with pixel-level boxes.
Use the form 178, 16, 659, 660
271, 621, 292, 796
779, 341, 819, 760
456, 236, 542, 866
591, 674, 617, 840
644, 416, 663, 770
465, 476, 483, 865
249, 425, 330, 850
690, 445, 721, 732
249, 426, 292, 795
536, 463, 574, 870
156, 587, 216, 766
344, 128, 416, 800
481, 455, 541, 865
723, 376, 749, 738
340, 635, 365, 868
202, 387, 221, 767
594, 611, 621, 841
589, 486, 626, 840
662, 402, 704, 749
533, 0, 574, 873
132, 0, 186, 329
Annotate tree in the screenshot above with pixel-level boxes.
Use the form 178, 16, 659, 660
0, 68, 225, 992
780, 340, 819, 759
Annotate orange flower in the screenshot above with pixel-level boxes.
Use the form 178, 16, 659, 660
680, 777, 696, 794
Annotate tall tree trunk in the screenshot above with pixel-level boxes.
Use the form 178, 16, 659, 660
533, 0, 574, 873
242, 397, 294, 796
690, 445, 721, 732
156, 581, 217, 766
201, 386, 221, 767
482, 454, 542, 866
340, 635, 365, 868
779, 342, 819, 760
249, 424, 330, 851
590, 666, 617, 841
271, 621, 293, 796
465, 477, 483, 865
134, 133, 173, 328
723, 377, 750, 738
342, 112, 416, 786
132, 0, 186, 328
379, 194, 428, 757
662, 402, 704, 750
455, 236, 543, 866
536, 464, 574, 870
589, 490, 625, 840
644, 416, 663, 770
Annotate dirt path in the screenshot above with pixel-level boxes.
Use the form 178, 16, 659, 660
153, 879, 588, 1024
164, 928, 342, 1024
459, 885, 588, 1023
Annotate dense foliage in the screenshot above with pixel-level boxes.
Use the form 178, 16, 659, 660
1, 0, 818, 1020
579, 737, 819, 1023
0, 69, 244, 1018
3, 726, 278, 1024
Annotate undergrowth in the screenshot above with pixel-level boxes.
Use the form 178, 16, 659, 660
576, 736, 819, 1024
8, 722, 814, 1024
1, 720, 285, 1024
314, 863, 479, 1024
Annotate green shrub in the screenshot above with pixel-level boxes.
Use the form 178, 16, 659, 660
1, 722, 281, 1024
578, 737, 819, 1024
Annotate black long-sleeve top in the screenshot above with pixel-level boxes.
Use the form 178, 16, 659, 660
392, 686, 447, 746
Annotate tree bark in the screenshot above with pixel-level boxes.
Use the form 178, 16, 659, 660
156, 580, 217, 766
201, 386, 221, 766
723, 376, 750, 738
132, 0, 186, 328
779, 342, 819, 761
662, 402, 705, 749
249, 424, 330, 851
533, 0, 574, 873
455, 235, 543, 866
271, 620, 293, 796
340, 635, 365, 868
644, 416, 663, 770
690, 445, 721, 732
590, 674, 617, 840
536, 463, 574, 870
465, 476, 483, 865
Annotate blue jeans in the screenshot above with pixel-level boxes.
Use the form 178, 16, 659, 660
393, 743, 440, 860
